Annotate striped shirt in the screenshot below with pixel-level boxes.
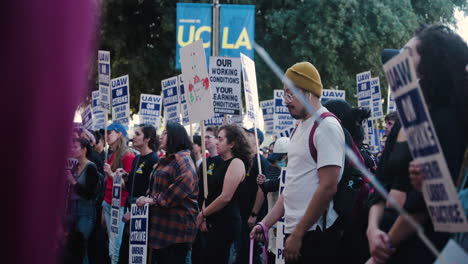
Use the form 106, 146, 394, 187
148, 150, 199, 249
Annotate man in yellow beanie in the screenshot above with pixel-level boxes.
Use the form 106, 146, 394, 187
251, 62, 345, 264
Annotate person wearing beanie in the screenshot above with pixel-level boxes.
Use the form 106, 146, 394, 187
251, 62, 345, 264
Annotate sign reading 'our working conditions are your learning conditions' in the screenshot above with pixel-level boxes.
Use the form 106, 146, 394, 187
383, 49, 468, 232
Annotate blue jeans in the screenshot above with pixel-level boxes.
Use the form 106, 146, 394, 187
71, 199, 96, 264
102, 201, 125, 264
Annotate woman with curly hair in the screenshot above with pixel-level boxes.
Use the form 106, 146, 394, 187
368, 24, 468, 264
196, 124, 253, 264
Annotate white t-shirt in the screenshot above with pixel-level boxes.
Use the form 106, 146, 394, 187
283, 106, 345, 233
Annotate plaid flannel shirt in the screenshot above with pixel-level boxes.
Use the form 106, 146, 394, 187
148, 150, 199, 249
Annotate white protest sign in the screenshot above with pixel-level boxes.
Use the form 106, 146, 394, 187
370, 77, 384, 120
383, 49, 468, 232
209, 56, 242, 115
180, 39, 214, 123
129, 204, 149, 264
178, 75, 190, 125
387, 87, 396, 114
204, 114, 225, 126
162, 76, 180, 124
273, 90, 295, 136
278, 126, 296, 138
229, 114, 243, 125
81, 104, 93, 130
260, 100, 274, 135
139, 94, 162, 127
111, 174, 122, 238
66, 158, 79, 172
434, 239, 468, 264
240, 53, 261, 126
111, 75, 130, 126
363, 119, 378, 153
276, 168, 287, 264
321, 89, 346, 102
98, 50, 111, 112
356, 71, 372, 112
92, 91, 106, 130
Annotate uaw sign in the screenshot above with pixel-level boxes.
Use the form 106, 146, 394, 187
260, 100, 274, 135
178, 75, 190, 125
321, 89, 346, 103
273, 90, 295, 136
209, 56, 242, 115
81, 104, 93, 130
383, 49, 468, 232
129, 204, 149, 264
111, 75, 130, 126
162, 76, 180, 124
98, 50, 111, 112
356, 71, 372, 111
92, 91, 106, 130
139, 94, 162, 127
370, 77, 384, 120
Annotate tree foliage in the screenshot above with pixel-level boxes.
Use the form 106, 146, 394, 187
94, 0, 467, 113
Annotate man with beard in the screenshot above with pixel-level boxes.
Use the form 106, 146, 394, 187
251, 62, 345, 264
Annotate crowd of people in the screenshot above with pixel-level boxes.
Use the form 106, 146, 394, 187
61, 24, 468, 264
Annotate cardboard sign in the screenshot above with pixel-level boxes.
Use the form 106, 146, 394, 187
92, 91, 106, 130
321, 89, 346, 103
129, 204, 149, 264
139, 93, 162, 127
356, 71, 372, 112
273, 90, 295, 136
111, 75, 130, 126
111, 174, 122, 237
240, 53, 260, 126
98, 50, 111, 112
161, 76, 180, 124
383, 49, 468, 232
276, 168, 287, 264
209, 56, 242, 115
180, 39, 214, 123
260, 100, 274, 135
370, 77, 384, 120
178, 75, 190, 125
81, 104, 93, 130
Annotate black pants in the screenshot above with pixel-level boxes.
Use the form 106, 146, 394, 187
284, 223, 341, 264
204, 219, 240, 264
151, 243, 190, 264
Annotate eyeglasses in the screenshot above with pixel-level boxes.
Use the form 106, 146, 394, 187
282, 93, 297, 102
204, 135, 215, 139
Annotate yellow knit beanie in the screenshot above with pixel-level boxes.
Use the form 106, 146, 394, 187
284, 62, 323, 97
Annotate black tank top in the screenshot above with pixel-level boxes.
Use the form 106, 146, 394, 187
206, 158, 242, 222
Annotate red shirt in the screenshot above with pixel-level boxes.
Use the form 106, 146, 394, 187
103, 151, 135, 206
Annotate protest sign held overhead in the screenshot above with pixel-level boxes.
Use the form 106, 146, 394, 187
92, 91, 106, 130
81, 104, 93, 130
111, 75, 130, 126
178, 75, 190, 125
383, 49, 468, 232
273, 90, 295, 136
209, 56, 242, 115
139, 93, 162, 127
370, 77, 384, 120
161, 76, 180, 124
98, 50, 111, 112
321, 89, 346, 103
356, 71, 372, 112
180, 39, 214, 123
129, 204, 149, 264
260, 100, 274, 135
240, 53, 260, 126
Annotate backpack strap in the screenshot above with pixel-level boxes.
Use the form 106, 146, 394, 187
289, 123, 299, 139
309, 112, 340, 163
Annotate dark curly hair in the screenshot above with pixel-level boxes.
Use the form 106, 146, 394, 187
414, 24, 468, 132
218, 124, 253, 173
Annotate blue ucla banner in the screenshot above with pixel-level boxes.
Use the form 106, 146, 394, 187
176, 3, 212, 69
219, 4, 255, 59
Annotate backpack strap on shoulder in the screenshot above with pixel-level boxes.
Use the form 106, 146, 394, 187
309, 112, 340, 162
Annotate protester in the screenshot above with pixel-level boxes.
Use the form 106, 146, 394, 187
384, 112, 398, 136
251, 61, 345, 264
118, 124, 160, 264
367, 24, 468, 264
65, 138, 99, 264
196, 124, 253, 264
102, 122, 135, 264
257, 136, 289, 262
192, 135, 203, 168
136, 122, 198, 264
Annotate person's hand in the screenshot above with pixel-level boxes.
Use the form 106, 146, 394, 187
122, 212, 131, 223
136, 196, 148, 207
257, 174, 266, 185
409, 160, 423, 192
284, 233, 303, 262
104, 163, 114, 178
196, 212, 204, 228
248, 215, 257, 228
65, 170, 76, 185
250, 224, 266, 242
367, 227, 394, 263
